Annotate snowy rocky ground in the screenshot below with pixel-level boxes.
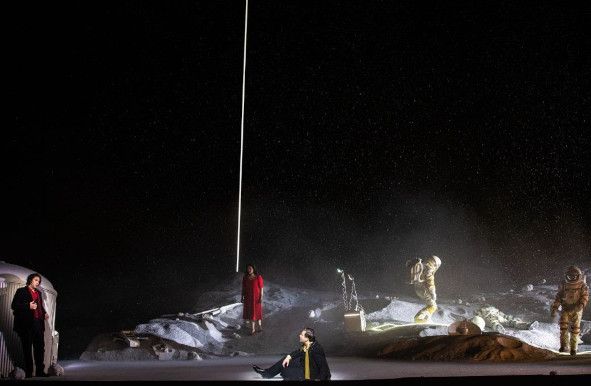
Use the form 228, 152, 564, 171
80, 268, 591, 362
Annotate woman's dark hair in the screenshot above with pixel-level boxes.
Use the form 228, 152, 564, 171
244, 263, 258, 275
303, 327, 316, 342
26, 273, 42, 286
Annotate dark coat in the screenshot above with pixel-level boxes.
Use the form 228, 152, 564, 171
11, 287, 46, 335
288, 341, 331, 380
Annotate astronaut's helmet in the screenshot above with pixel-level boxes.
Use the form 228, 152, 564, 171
565, 265, 582, 283
425, 255, 441, 271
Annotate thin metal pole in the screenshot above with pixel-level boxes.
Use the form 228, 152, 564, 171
236, 0, 248, 272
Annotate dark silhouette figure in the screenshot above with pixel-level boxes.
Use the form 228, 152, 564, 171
11, 273, 50, 378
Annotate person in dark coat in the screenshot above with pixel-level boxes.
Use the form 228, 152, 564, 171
11, 273, 50, 378
252, 327, 331, 380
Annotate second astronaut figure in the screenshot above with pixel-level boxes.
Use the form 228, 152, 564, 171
406, 255, 441, 323
551, 265, 589, 355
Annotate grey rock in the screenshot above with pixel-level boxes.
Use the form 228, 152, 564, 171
9, 367, 26, 380
49, 362, 65, 376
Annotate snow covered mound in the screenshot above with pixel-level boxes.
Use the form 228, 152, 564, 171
81, 267, 591, 361
377, 334, 557, 361
193, 275, 337, 318
80, 278, 343, 360
366, 298, 477, 325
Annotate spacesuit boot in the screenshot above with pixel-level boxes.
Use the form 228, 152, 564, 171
559, 329, 569, 353
414, 305, 437, 323
569, 323, 581, 356
569, 332, 578, 356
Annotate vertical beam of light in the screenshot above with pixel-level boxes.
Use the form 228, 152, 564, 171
236, 0, 249, 272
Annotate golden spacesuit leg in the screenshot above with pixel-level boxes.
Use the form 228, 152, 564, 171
569, 310, 583, 355
414, 284, 437, 323
558, 311, 570, 352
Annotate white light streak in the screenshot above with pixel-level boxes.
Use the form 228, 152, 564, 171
236, 0, 249, 273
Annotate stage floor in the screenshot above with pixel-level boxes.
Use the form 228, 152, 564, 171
31, 355, 591, 382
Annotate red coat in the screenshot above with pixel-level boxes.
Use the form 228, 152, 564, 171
242, 274, 263, 320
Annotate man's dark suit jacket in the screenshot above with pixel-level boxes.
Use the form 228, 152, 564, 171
11, 287, 46, 335
288, 341, 331, 380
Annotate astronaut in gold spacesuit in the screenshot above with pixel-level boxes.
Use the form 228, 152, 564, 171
551, 265, 589, 355
475, 305, 538, 333
406, 255, 441, 323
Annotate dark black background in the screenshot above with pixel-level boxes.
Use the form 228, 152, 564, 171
8, 1, 590, 358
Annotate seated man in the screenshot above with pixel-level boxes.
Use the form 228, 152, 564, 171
252, 327, 331, 381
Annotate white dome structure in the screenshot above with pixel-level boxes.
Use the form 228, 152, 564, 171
0, 261, 59, 377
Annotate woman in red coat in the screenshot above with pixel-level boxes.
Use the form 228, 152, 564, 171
242, 263, 264, 335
